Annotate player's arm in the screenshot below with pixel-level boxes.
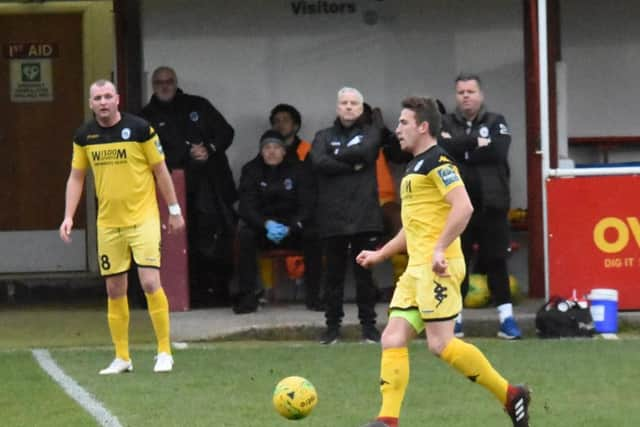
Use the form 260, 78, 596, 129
356, 229, 406, 269
432, 186, 473, 275
152, 161, 185, 233
59, 168, 87, 243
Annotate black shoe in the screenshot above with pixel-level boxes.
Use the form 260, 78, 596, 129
361, 324, 381, 343
319, 327, 340, 345
232, 294, 258, 315
505, 384, 531, 426
360, 421, 390, 427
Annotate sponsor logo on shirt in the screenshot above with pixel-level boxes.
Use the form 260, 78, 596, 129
437, 165, 460, 186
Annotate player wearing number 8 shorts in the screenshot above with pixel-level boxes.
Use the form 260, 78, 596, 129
59, 79, 185, 375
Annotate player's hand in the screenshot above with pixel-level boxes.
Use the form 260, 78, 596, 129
59, 218, 74, 243
356, 250, 384, 269
432, 249, 450, 277
477, 137, 491, 147
441, 131, 452, 139
189, 143, 209, 162
168, 213, 185, 234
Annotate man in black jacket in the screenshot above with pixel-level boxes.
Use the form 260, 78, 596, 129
438, 73, 522, 340
141, 66, 237, 308
311, 87, 383, 344
234, 130, 316, 314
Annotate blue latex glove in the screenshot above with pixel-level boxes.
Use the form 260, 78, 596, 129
273, 224, 289, 242
265, 221, 289, 244
265, 220, 281, 243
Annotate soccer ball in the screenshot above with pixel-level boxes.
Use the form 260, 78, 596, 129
464, 274, 522, 308
272, 376, 318, 420
464, 274, 490, 308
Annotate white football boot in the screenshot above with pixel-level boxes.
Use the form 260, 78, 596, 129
153, 352, 173, 373
99, 358, 133, 375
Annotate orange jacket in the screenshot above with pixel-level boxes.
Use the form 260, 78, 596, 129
296, 139, 312, 160
376, 149, 397, 205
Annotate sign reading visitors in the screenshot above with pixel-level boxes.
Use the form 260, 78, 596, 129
4, 42, 57, 103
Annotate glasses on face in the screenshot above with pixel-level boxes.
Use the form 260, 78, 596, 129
152, 78, 176, 86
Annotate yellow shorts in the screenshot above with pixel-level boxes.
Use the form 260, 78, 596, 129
389, 257, 465, 324
96, 217, 161, 276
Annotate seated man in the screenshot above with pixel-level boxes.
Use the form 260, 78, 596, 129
234, 130, 315, 314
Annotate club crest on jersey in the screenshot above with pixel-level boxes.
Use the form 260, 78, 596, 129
437, 165, 460, 186
121, 128, 131, 140
479, 126, 489, 138
284, 178, 293, 190
413, 159, 425, 172
346, 135, 363, 147
189, 111, 199, 122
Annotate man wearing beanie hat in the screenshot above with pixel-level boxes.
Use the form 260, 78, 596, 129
233, 130, 316, 314
269, 104, 324, 311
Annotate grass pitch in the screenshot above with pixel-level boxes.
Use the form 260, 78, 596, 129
2, 338, 640, 426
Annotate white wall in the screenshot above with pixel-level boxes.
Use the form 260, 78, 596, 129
561, 0, 640, 165
141, 0, 528, 206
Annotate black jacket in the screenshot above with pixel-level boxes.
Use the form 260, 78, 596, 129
310, 117, 383, 238
140, 89, 237, 206
438, 107, 511, 210
238, 156, 315, 233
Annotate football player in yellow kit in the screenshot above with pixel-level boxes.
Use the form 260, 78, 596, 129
356, 96, 530, 427
60, 80, 184, 374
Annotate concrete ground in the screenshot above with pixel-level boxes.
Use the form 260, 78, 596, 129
170, 298, 640, 342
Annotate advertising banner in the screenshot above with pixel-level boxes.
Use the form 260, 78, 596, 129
547, 175, 640, 309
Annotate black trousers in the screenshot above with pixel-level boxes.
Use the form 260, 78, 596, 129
323, 233, 380, 329
460, 207, 511, 306
187, 199, 235, 307
237, 224, 322, 304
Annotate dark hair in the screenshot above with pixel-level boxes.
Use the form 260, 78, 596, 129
401, 96, 442, 137
455, 73, 482, 88
269, 104, 301, 127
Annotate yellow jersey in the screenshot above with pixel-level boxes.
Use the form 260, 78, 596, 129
400, 145, 465, 266
71, 113, 165, 227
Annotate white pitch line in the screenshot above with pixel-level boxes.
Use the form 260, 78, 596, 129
31, 349, 123, 427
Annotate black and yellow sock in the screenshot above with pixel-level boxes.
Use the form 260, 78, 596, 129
440, 338, 508, 404
107, 296, 130, 361
145, 288, 171, 355
377, 347, 409, 423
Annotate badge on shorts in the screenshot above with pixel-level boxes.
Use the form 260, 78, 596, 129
121, 128, 131, 140
479, 126, 489, 138
499, 123, 510, 135
189, 111, 199, 122
284, 178, 293, 190
437, 165, 460, 186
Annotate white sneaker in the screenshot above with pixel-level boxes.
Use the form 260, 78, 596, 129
153, 352, 173, 373
99, 358, 133, 375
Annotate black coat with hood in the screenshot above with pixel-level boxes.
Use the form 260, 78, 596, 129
141, 89, 237, 207
310, 117, 383, 238
438, 106, 511, 211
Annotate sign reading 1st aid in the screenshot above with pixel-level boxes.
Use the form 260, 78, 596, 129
4, 42, 57, 103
